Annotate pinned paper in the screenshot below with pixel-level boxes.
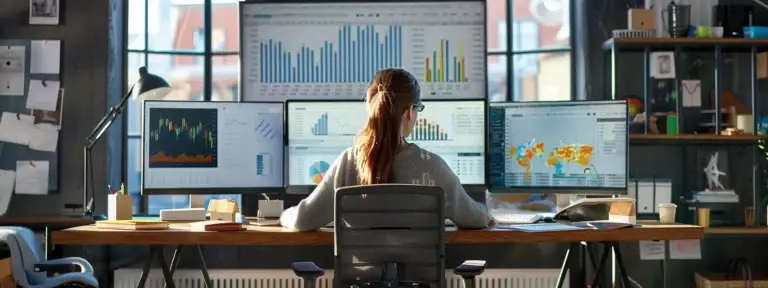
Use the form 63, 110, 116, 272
682, 80, 702, 107
639, 241, 666, 260
14, 160, 49, 195
32, 88, 64, 129
669, 239, 702, 260
30, 40, 60, 74
29, 123, 58, 152
0, 45, 26, 96
0, 112, 36, 145
0, 170, 15, 216
650, 52, 676, 79
26, 80, 60, 111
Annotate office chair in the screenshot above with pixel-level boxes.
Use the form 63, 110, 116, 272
291, 184, 486, 288
0, 227, 98, 288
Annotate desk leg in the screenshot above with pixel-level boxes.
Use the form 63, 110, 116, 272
136, 247, 158, 288
556, 242, 586, 288
589, 244, 611, 288
197, 245, 212, 288
155, 246, 177, 288
163, 245, 183, 288
608, 242, 631, 288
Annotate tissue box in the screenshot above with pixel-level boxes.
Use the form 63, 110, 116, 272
108, 194, 132, 220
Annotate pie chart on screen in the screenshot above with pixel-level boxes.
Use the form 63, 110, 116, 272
309, 161, 330, 184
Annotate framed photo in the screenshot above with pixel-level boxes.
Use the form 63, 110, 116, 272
29, 0, 60, 25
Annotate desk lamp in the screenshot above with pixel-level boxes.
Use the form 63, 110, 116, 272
82, 67, 171, 216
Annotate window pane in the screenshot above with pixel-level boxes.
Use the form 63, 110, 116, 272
147, 54, 205, 101
487, 55, 507, 102
512, 0, 569, 50
487, 0, 506, 51
128, 0, 146, 50
212, 55, 239, 101
127, 52, 146, 135
512, 52, 570, 101
127, 138, 142, 214
212, 1, 239, 52
148, 0, 203, 51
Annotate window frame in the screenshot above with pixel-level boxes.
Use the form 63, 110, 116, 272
487, 0, 574, 102
125, 0, 239, 213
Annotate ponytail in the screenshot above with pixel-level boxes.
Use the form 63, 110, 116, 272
355, 86, 402, 185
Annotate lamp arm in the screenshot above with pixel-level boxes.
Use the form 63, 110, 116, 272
85, 84, 135, 149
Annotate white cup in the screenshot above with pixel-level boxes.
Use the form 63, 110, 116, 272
658, 203, 677, 223
711, 26, 724, 38
737, 114, 754, 133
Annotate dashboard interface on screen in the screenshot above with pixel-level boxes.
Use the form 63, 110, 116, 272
240, 1, 486, 100
488, 101, 628, 191
142, 101, 284, 190
287, 100, 484, 186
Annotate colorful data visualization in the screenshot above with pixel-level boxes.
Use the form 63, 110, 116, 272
148, 108, 218, 168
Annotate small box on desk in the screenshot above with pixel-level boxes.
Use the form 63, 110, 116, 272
208, 199, 239, 222
108, 194, 132, 220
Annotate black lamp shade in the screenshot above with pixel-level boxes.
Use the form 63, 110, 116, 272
132, 66, 172, 100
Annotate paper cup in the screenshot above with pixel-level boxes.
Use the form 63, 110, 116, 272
658, 203, 677, 223
711, 26, 724, 38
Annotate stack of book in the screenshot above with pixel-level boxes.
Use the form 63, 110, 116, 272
95, 220, 169, 230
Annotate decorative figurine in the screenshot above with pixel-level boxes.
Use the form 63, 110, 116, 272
703, 152, 727, 190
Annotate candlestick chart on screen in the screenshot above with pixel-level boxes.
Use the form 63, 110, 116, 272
148, 108, 218, 168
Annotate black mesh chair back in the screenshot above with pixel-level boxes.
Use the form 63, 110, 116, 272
334, 184, 446, 288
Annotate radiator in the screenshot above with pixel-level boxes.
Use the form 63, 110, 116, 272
114, 268, 568, 288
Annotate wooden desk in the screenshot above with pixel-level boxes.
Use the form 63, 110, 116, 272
52, 223, 704, 246
706, 227, 768, 235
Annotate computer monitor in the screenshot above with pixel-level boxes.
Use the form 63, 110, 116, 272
142, 101, 285, 194
487, 101, 628, 194
287, 100, 366, 186
239, 1, 486, 101
286, 99, 485, 186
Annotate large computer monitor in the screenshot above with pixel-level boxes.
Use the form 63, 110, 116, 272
286, 99, 485, 186
487, 101, 628, 194
240, 1, 486, 101
142, 101, 285, 194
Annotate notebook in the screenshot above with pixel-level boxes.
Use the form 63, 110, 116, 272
95, 220, 169, 230
190, 220, 244, 232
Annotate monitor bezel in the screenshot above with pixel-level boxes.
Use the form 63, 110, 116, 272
485, 100, 629, 195
238, 0, 488, 102
140, 100, 287, 195
286, 98, 488, 188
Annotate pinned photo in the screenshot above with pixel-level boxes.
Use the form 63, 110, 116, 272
29, 0, 60, 25
33, 88, 64, 129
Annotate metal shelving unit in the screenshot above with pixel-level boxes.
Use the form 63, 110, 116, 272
603, 37, 768, 226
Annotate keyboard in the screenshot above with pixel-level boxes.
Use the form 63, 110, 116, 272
491, 212, 542, 224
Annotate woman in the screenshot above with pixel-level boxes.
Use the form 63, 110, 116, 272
280, 68, 493, 231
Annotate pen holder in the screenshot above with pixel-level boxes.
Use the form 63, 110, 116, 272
258, 200, 284, 218
108, 193, 132, 220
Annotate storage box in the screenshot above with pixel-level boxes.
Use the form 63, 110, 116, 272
627, 9, 655, 30
108, 193, 132, 220
208, 199, 239, 222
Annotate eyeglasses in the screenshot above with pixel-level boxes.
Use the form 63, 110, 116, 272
413, 103, 425, 112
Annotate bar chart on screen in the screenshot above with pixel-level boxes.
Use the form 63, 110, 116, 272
241, 2, 486, 101
409, 25, 485, 98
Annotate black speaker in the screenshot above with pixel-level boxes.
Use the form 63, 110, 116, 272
713, 4, 754, 37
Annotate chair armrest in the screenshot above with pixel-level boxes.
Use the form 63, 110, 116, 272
453, 260, 487, 278
33, 263, 75, 274
291, 261, 324, 278
39, 257, 95, 274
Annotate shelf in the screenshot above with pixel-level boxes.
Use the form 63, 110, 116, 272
630, 134, 765, 144
603, 37, 768, 52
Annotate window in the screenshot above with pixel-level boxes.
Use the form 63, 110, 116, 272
126, 0, 241, 214
487, 0, 572, 102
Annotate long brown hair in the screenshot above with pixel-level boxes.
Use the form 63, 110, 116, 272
354, 68, 421, 185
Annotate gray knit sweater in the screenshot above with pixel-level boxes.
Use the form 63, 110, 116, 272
280, 143, 492, 231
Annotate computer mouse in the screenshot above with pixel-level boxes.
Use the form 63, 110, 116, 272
538, 217, 556, 223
